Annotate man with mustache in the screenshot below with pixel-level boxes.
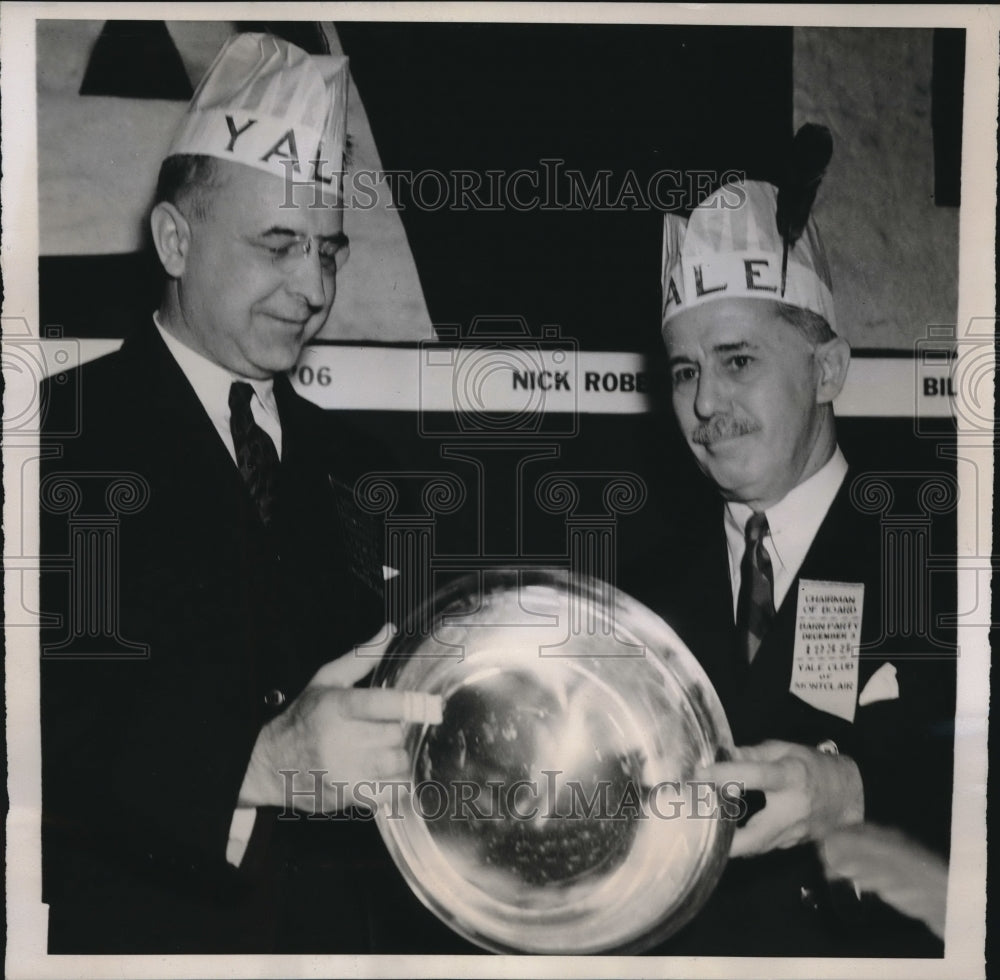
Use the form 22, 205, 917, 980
39, 33, 439, 953
641, 178, 955, 955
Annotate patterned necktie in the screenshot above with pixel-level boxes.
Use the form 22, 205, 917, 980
229, 381, 279, 527
736, 511, 776, 663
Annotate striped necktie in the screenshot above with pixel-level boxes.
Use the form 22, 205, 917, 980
229, 381, 279, 527
736, 511, 775, 663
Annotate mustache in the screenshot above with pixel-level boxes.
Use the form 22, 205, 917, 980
690, 414, 759, 446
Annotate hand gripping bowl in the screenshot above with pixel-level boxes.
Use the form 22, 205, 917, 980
371, 569, 735, 954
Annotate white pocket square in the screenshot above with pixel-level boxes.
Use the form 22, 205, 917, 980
382, 565, 401, 581
858, 662, 899, 706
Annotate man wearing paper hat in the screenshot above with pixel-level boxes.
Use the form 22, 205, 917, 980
41, 33, 438, 953
642, 166, 953, 954
661, 175, 845, 513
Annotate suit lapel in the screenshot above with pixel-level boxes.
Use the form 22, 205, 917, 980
662, 512, 750, 717
119, 325, 271, 546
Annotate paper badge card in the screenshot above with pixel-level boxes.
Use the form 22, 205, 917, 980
790, 580, 865, 723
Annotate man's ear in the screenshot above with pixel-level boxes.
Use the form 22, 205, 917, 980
150, 202, 191, 279
814, 335, 851, 405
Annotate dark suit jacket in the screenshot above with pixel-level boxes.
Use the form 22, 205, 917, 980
39, 324, 392, 952
628, 473, 956, 956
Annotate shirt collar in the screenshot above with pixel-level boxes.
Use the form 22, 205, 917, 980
725, 448, 848, 575
153, 314, 279, 423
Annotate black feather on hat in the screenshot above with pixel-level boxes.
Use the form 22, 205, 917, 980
775, 123, 833, 297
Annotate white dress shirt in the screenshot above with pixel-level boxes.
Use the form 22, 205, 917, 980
155, 316, 283, 461
154, 315, 279, 866
723, 449, 849, 620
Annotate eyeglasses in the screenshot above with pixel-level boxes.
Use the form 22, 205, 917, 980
252, 233, 351, 275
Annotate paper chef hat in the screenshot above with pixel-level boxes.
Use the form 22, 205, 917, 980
661, 179, 836, 332
165, 33, 348, 197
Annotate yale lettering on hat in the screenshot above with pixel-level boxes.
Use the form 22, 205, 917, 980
260, 130, 300, 169
217, 113, 323, 174
225, 116, 256, 152
199, 111, 337, 187
664, 275, 682, 311
667, 255, 784, 311
693, 264, 727, 298
744, 258, 779, 293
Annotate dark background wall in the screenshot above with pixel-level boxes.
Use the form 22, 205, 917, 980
335, 23, 792, 352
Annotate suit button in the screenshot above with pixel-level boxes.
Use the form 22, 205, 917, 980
264, 688, 286, 707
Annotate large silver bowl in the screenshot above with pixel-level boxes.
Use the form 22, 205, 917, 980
372, 568, 734, 954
